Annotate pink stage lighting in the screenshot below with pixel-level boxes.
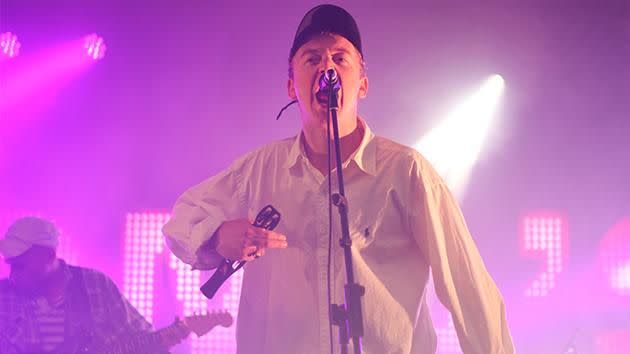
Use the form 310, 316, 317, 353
123, 212, 168, 323
169, 254, 214, 353
0, 32, 21, 58
596, 330, 630, 354
611, 263, 630, 293
598, 217, 630, 295
520, 212, 568, 297
424, 275, 462, 353
435, 318, 462, 354
124, 212, 241, 353
84, 33, 106, 60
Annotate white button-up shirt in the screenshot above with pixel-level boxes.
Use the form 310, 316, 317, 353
162, 119, 514, 354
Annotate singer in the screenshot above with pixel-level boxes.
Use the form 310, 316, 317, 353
162, 4, 514, 354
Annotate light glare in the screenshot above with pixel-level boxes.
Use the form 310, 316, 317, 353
415, 74, 505, 197
84, 33, 106, 60
0, 32, 21, 58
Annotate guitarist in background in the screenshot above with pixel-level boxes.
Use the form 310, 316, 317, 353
0, 217, 174, 353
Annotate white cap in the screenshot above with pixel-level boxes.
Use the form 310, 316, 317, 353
0, 217, 59, 259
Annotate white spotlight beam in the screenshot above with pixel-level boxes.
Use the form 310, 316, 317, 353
415, 74, 505, 198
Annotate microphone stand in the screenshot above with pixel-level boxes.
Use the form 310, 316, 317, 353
326, 70, 365, 354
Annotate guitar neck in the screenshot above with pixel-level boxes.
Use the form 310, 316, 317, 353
21, 311, 231, 354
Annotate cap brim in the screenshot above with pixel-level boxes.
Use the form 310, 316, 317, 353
0, 237, 31, 259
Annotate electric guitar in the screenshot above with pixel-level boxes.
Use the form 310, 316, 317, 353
13, 310, 233, 354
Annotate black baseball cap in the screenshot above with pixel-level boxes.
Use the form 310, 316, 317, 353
289, 4, 363, 61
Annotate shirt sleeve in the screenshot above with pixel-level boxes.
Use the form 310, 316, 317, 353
102, 275, 153, 333
99, 275, 172, 354
162, 159, 248, 269
408, 158, 515, 354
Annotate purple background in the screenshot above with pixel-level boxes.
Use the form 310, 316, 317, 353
1, 1, 629, 353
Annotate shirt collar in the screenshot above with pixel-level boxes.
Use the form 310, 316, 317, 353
284, 117, 377, 176
59, 259, 72, 282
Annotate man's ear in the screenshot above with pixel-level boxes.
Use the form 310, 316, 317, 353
287, 78, 297, 100
358, 75, 368, 99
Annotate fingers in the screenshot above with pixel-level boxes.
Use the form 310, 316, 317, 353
238, 226, 286, 261
245, 227, 288, 249
241, 245, 266, 261
215, 219, 287, 262
243, 236, 288, 250
255, 248, 266, 257
247, 226, 286, 240
241, 245, 259, 262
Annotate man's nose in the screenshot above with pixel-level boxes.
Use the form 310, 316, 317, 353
319, 56, 336, 73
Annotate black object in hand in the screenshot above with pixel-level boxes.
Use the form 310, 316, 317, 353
200, 205, 281, 299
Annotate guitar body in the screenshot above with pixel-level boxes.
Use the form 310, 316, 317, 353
15, 310, 232, 354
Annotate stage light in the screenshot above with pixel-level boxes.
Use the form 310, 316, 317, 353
611, 263, 630, 293
123, 212, 167, 323
0, 32, 20, 58
84, 33, 106, 60
415, 74, 505, 197
597, 217, 630, 296
436, 318, 462, 353
123, 211, 242, 353
521, 214, 568, 297
169, 253, 214, 352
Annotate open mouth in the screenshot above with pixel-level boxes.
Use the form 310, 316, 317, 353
316, 90, 329, 105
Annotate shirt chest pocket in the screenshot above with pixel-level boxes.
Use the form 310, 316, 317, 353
347, 187, 410, 251
348, 214, 375, 249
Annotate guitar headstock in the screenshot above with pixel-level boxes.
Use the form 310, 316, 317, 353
183, 309, 233, 337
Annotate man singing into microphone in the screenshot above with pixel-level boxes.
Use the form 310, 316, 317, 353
163, 4, 515, 354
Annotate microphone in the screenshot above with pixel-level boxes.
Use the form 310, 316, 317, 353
319, 68, 341, 92
200, 205, 281, 299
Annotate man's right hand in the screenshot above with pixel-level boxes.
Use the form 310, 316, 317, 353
212, 219, 288, 261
